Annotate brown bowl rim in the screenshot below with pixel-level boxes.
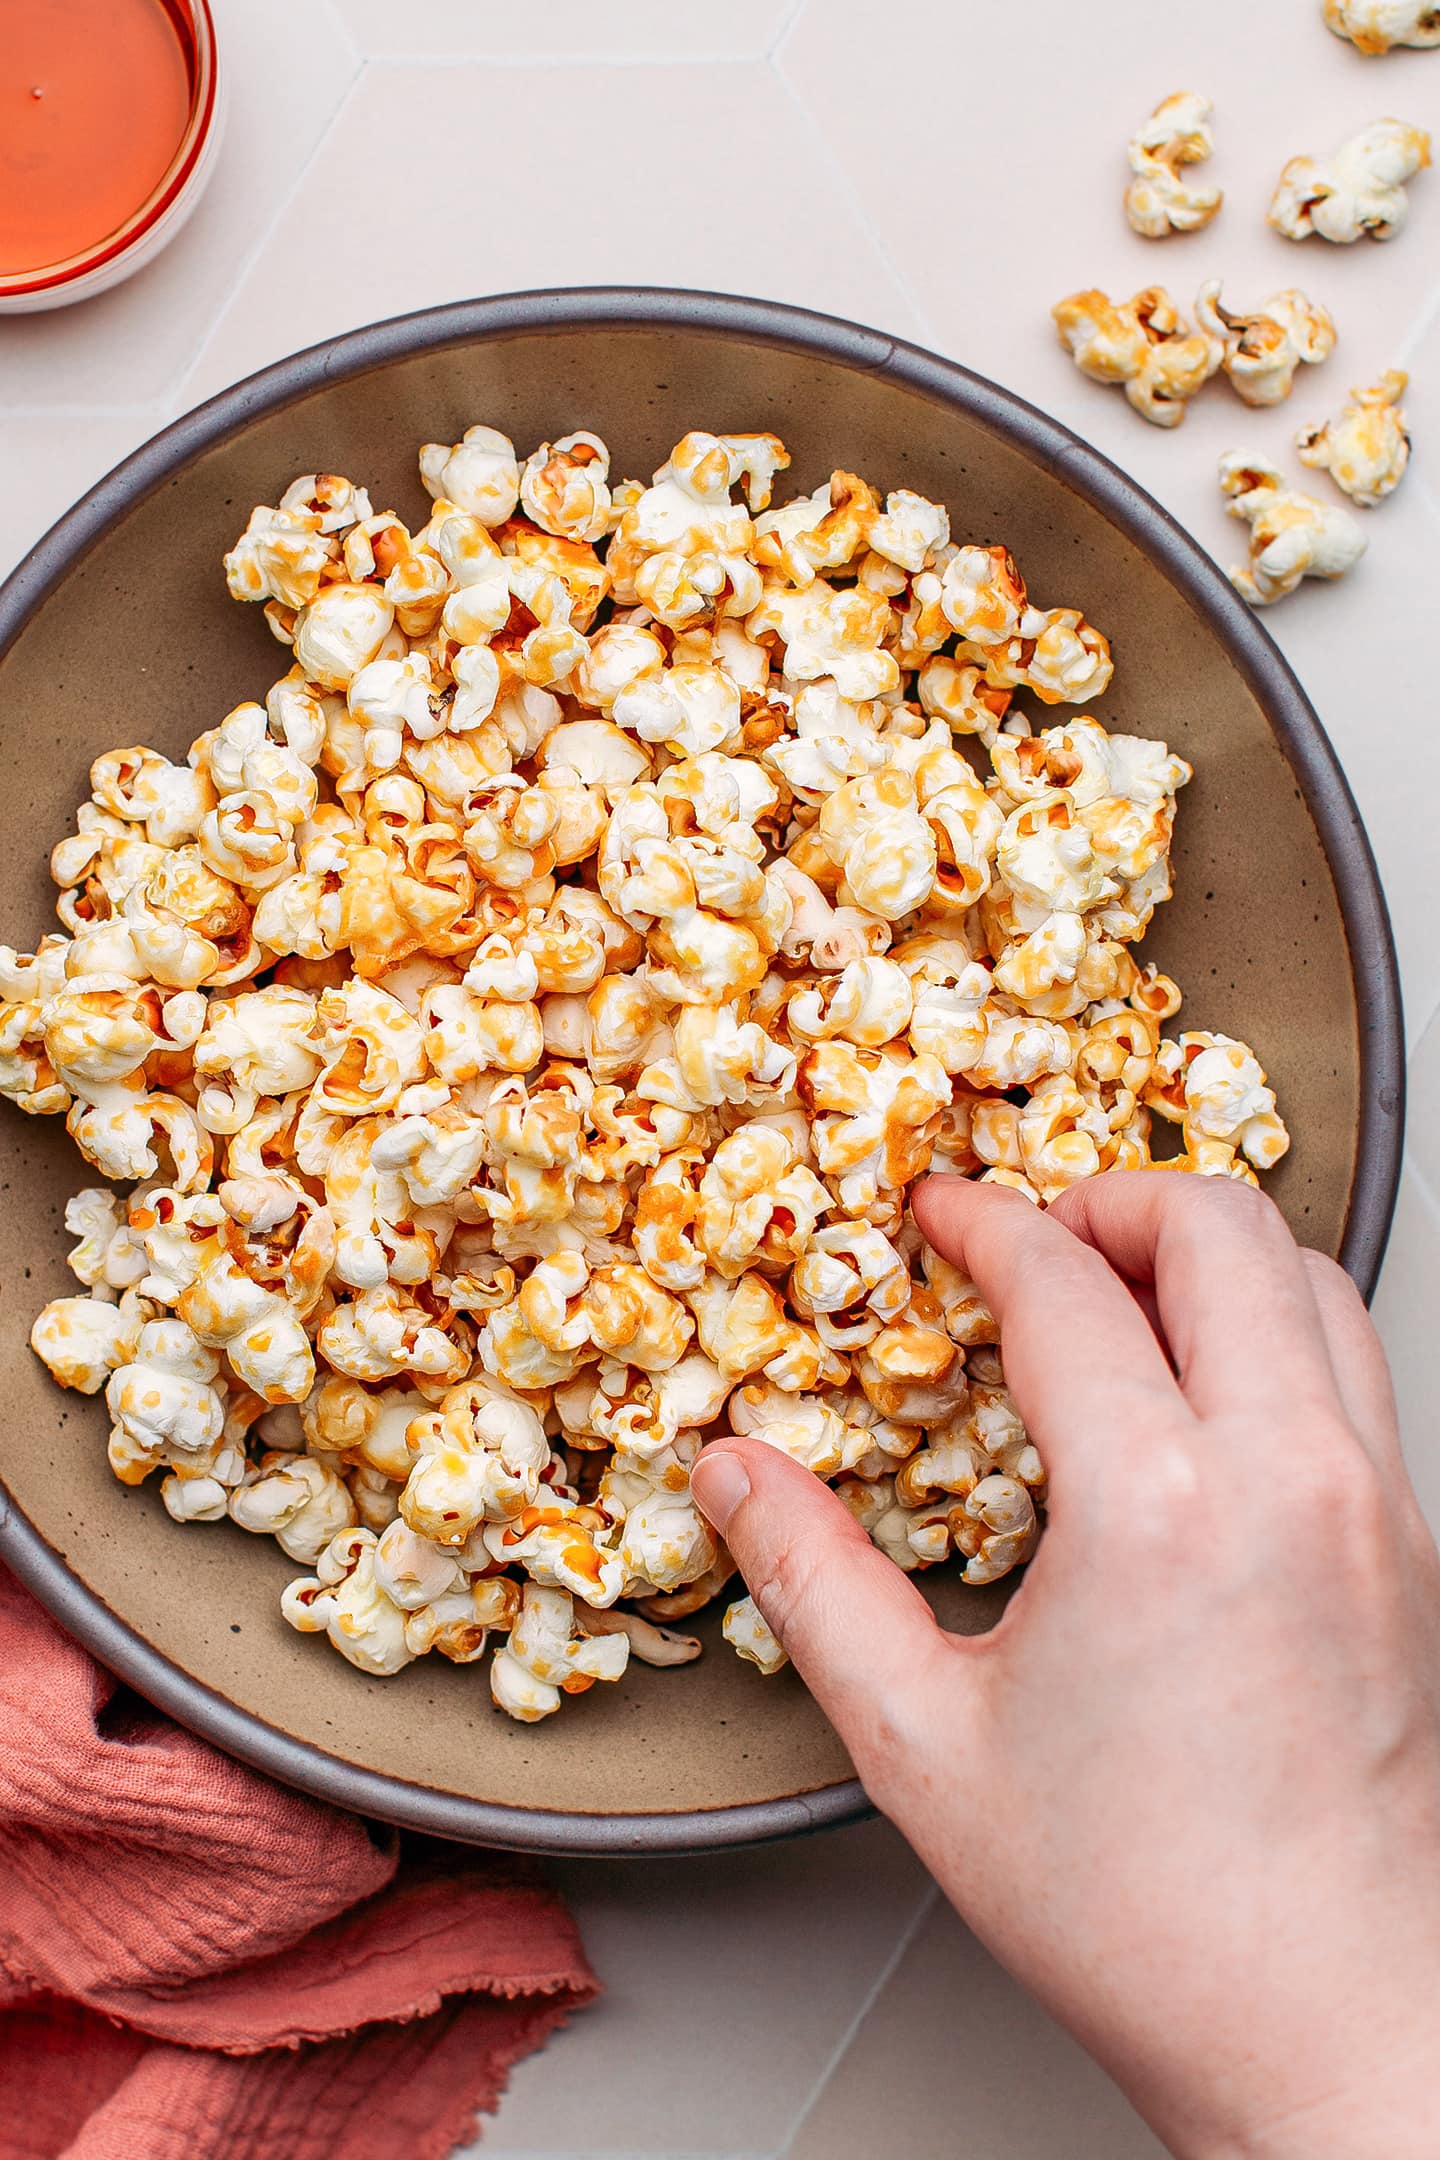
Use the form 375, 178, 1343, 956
0, 286, 1405, 1854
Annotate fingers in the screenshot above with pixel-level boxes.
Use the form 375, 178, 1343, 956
1046, 1174, 1340, 1427
1299, 1249, 1402, 1468
690, 1436, 954, 1786
911, 1177, 1185, 1490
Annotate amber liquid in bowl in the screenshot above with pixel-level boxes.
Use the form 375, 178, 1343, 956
0, 0, 193, 276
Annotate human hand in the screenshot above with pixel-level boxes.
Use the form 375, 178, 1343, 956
691, 1174, 1440, 2158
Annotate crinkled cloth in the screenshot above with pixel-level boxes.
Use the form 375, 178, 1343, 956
0, 1563, 596, 2158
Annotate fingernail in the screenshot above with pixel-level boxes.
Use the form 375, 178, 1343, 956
691, 1448, 750, 1534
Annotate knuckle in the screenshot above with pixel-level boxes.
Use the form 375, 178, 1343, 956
1300, 1245, 1364, 1313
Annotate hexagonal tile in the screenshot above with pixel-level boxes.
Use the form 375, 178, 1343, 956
457, 1820, 931, 2156
0, 0, 358, 410
785, 1896, 1166, 2159
182, 56, 923, 406
337, 0, 797, 61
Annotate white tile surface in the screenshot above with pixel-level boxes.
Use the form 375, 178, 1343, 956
452, 1822, 931, 2158
784, 1899, 1168, 2159
1, 6, 1438, 2157
179, 56, 922, 407
336, 0, 797, 62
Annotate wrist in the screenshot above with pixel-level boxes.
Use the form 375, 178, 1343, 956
1169, 2021, 1440, 2160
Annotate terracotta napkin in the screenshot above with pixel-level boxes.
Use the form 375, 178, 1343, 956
0, 1562, 597, 2158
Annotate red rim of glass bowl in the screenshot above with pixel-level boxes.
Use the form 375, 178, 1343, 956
0, 0, 219, 300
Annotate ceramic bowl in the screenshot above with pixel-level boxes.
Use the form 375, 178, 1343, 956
0, 290, 1403, 1852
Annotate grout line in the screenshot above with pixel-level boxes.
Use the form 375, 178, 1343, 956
767, 51, 937, 347
310, 0, 365, 69
767, 0, 809, 62
1395, 278, 1440, 368
165, 56, 370, 409
774, 1883, 939, 2156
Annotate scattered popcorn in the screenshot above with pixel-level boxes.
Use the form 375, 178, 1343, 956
1297, 370, 1411, 505
1323, 0, 1440, 53
1124, 91, 1223, 238
1219, 452, 1368, 603
1194, 282, 1337, 408
8, 418, 1290, 1719
1268, 118, 1432, 243
1052, 287, 1222, 427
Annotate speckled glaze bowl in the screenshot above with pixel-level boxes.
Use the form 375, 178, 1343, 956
0, 290, 1404, 1853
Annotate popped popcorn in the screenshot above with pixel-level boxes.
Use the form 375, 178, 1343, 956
10, 416, 1290, 1720
1052, 287, 1222, 427
1194, 283, 1337, 408
1124, 92, 1223, 238
1323, 1, 1440, 54
1296, 370, 1411, 505
1268, 118, 1432, 243
1219, 452, 1368, 603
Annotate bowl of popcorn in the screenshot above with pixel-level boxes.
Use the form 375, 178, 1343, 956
0, 290, 1402, 1852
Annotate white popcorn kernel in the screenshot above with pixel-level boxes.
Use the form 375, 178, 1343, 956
281, 1527, 415, 1676
401, 1384, 551, 1545
521, 432, 612, 543
1219, 452, 1367, 604
1147, 1030, 1290, 1171
723, 1594, 789, 1675
293, 583, 396, 691
1053, 286, 1221, 428
1296, 370, 1410, 506
868, 488, 949, 574
1194, 282, 1336, 409
1269, 118, 1431, 243
161, 1470, 231, 1523
1324, 0, 1440, 50
817, 769, 936, 920
747, 578, 900, 702
63, 1186, 145, 1294
372, 1515, 462, 1610
952, 1474, 1039, 1585
105, 1317, 227, 1485
419, 426, 521, 525
229, 1452, 357, 1563
1124, 91, 1222, 237
489, 1583, 630, 1723
31, 1287, 150, 1394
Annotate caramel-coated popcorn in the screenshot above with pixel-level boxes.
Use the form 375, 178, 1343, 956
1052, 287, 1222, 427
1268, 118, 1431, 242
1323, 0, 1440, 52
1124, 92, 1223, 238
1297, 370, 1411, 505
1219, 452, 1368, 603
9, 420, 1289, 1721
1193, 283, 1337, 408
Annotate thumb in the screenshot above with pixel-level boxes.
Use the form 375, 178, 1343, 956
691, 1436, 952, 1790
